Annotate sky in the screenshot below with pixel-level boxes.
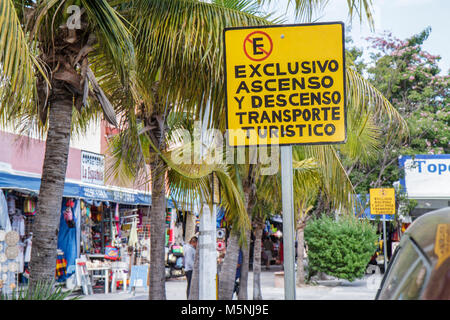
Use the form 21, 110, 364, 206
267, 0, 450, 74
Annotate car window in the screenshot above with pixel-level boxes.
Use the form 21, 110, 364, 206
378, 237, 431, 300
378, 240, 418, 299
397, 262, 427, 300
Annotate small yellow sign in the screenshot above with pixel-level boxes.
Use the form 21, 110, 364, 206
370, 188, 396, 215
434, 224, 450, 269
224, 23, 346, 146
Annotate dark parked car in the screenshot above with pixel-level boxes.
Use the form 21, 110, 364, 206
376, 207, 450, 300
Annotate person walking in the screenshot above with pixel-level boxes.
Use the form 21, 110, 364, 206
233, 249, 243, 299
263, 236, 273, 270
183, 236, 198, 299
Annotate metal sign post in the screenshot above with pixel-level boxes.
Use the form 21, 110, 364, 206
223, 23, 347, 300
369, 188, 395, 273
280, 145, 296, 300
383, 215, 388, 273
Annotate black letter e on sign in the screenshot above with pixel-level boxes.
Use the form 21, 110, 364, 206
252, 37, 264, 55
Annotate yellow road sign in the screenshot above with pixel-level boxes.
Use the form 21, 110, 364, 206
370, 188, 396, 215
224, 23, 346, 146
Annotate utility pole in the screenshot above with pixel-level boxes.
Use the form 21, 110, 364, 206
280, 145, 296, 300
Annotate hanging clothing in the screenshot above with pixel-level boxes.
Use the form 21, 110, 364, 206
57, 199, 79, 277
24, 236, 32, 263
6, 194, 17, 215
0, 190, 12, 232
11, 214, 25, 237
74, 199, 81, 260
128, 218, 138, 248
114, 203, 120, 238
15, 241, 25, 273
23, 198, 36, 216
55, 252, 67, 280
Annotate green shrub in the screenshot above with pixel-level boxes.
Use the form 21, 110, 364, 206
304, 215, 378, 282
1, 280, 79, 300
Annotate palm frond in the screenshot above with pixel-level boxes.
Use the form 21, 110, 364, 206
303, 144, 355, 212
81, 0, 136, 89
0, 0, 43, 125
338, 106, 381, 164
131, 0, 271, 130
106, 114, 150, 187
346, 66, 409, 138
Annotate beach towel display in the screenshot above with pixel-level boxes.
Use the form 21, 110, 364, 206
23, 198, 36, 216
55, 251, 68, 280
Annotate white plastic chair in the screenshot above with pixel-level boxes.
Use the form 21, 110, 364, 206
110, 261, 128, 293
75, 257, 93, 295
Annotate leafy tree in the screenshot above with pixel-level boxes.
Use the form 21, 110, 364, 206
304, 215, 378, 282
347, 28, 450, 193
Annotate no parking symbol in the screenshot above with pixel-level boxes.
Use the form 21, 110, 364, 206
243, 31, 273, 61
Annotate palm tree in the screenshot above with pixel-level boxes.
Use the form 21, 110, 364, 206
0, 0, 135, 286
129, 0, 406, 300
215, 0, 410, 299
106, 1, 274, 300
250, 189, 280, 299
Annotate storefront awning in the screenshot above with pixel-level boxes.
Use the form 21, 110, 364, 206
80, 185, 152, 206
0, 170, 80, 197
0, 170, 152, 206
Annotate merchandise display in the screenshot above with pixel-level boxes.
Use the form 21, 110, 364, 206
0, 191, 38, 292
0, 188, 182, 296
5, 231, 19, 246
5, 246, 18, 259
0, 192, 23, 295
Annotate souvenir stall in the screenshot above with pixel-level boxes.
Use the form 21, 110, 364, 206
75, 198, 152, 293
0, 189, 39, 292
0, 168, 154, 294
216, 207, 227, 266
0, 171, 81, 290
164, 208, 185, 278
266, 216, 283, 264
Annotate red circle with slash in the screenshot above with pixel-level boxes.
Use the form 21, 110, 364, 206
243, 31, 273, 61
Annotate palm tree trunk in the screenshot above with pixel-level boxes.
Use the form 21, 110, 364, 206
238, 230, 250, 300
185, 211, 196, 242
188, 244, 200, 300
148, 153, 167, 300
296, 225, 306, 287
252, 223, 263, 300
29, 86, 74, 285
218, 232, 240, 300
238, 174, 256, 300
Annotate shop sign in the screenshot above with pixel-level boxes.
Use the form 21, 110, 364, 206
399, 155, 450, 198
111, 190, 135, 204
224, 23, 346, 146
81, 151, 105, 185
81, 186, 109, 200
370, 188, 396, 215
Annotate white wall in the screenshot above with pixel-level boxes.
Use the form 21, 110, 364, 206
1, 118, 102, 154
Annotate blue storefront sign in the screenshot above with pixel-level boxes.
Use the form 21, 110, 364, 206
399, 154, 450, 198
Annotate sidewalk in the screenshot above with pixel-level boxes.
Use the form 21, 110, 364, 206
76, 267, 381, 300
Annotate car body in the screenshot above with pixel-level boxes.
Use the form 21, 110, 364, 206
376, 207, 450, 300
